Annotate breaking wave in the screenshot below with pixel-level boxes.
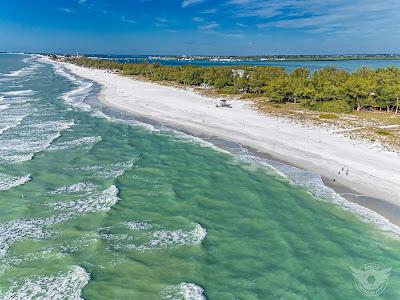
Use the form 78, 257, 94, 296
0, 173, 31, 191
0, 67, 36, 80
101, 222, 207, 252
47, 182, 98, 195
49, 185, 120, 215
1, 90, 34, 96
51, 63, 93, 111
51, 63, 76, 82
237, 151, 400, 236
47, 136, 102, 151
125, 221, 154, 231
0, 120, 75, 163
168, 129, 229, 154
0, 109, 31, 136
76, 160, 137, 179
0, 266, 90, 300
61, 81, 93, 111
128, 224, 207, 251
0, 104, 9, 112
0, 218, 54, 259
0, 186, 118, 259
161, 283, 206, 300
1, 235, 98, 271
92, 111, 159, 132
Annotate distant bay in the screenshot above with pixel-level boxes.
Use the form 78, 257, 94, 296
87, 54, 400, 72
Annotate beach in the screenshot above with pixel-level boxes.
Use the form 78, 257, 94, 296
44, 58, 400, 218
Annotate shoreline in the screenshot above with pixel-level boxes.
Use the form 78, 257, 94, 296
95, 100, 400, 228
43, 57, 400, 230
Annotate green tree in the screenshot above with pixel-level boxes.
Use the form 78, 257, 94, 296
342, 68, 374, 111
376, 67, 400, 113
311, 67, 349, 101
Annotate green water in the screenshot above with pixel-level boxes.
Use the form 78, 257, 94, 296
0, 54, 399, 299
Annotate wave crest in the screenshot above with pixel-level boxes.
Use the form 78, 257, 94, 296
161, 282, 206, 300
0, 266, 90, 300
49, 185, 120, 214
0, 173, 31, 191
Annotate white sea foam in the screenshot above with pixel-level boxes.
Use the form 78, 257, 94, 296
21, 120, 74, 132
1, 247, 62, 270
278, 163, 400, 236
90, 110, 112, 120
7, 84, 24, 89
161, 283, 206, 300
1, 234, 98, 273
0, 218, 53, 259
0, 266, 90, 300
2, 97, 36, 104
61, 81, 93, 111
47, 58, 162, 134
52, 63, 76, 82
0, 104, 10, 112
149, 224, 206, 248
0, 120, 75, 163
0, 68, 33, 79
0, 111, 31, 135
99, 233, 134, 242
0, 101, 33, 136
115, 116, 160, 132
169, 129, 229, 154
47, 136, 102, 151
0, 57, 41, 80
0, 133, 60, 163
49, 185, 120, 214
127, 224, 207, 251
100, 221, 206, 253
125, 221, 153, 231
94, 113, 159, 132
0, 154, 34, 163
1, 90, 34, 96
0, 103, 31, 115
78, 160, 136, 179
52, 64, 94, 111
0, 211, 86, 259
0, 173, 31, 191
48, 182, 98, 195
239, 152, 400, 236
2, 246, 64, 269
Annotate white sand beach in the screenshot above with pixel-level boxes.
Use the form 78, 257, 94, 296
47, 58, 400, 208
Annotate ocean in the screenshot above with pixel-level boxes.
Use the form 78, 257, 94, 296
0, 53, 399, 299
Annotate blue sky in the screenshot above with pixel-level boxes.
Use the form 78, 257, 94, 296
1, 0, 400, 55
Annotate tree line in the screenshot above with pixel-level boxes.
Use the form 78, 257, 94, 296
68, 57, 400, 114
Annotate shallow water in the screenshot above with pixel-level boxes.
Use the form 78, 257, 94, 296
0, 54, 399, 299
90, 54, 400, 72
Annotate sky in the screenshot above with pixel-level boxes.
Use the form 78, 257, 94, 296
1, 0, 400, 55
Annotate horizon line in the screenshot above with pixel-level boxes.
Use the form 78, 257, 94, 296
3, 51, 400, 57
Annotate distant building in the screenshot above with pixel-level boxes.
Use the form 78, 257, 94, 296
232, 69, 245, 78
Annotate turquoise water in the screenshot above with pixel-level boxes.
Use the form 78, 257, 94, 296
90, 54, 400, 72
0, 54, 400, 299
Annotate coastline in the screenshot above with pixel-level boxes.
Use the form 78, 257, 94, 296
42, 57, 400, 229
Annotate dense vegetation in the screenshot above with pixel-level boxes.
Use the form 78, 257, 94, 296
67, 56, 400, 114
86, 54, 400, 61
